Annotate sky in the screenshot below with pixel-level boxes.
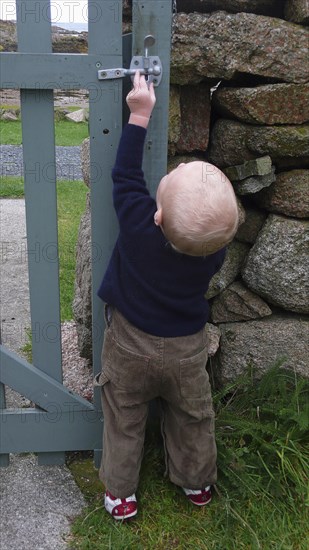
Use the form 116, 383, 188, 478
0, 0, 89, 23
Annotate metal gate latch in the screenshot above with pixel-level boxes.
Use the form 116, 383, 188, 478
98, 35, 162, 87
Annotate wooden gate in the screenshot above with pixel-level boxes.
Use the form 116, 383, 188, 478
0, 0, 172, 466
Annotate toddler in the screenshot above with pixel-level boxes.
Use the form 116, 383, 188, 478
95, 71, 239, 520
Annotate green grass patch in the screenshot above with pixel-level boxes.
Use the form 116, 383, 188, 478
0, 104, 20, 110
0, 118, 89, 146
0, 175, 88, 321
0, 175, 24, 197
55, 119, 89, 146
57, 179, 88, 320
68, 366, 309, 550
0, 120, 22, 145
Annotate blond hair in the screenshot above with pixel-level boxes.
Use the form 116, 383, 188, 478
161, 162, 239, 256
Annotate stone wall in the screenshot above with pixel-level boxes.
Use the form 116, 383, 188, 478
73, 0, 309, 384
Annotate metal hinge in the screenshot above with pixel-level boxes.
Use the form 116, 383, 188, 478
98, 35, 162, 87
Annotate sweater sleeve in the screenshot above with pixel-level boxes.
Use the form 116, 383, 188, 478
112, 124, 156, 232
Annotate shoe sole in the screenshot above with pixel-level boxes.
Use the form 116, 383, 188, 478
111, 509, 137, 520
188, 496, 212, 506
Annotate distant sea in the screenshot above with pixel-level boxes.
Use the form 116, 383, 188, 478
53, 21, 88, 32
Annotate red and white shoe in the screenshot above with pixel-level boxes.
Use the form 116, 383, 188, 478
183, 486, 212, 506
104, 490, 137, 520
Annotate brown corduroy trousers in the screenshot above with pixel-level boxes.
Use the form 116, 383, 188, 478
95, 307, 217, 498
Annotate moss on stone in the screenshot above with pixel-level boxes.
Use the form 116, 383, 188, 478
67, 455, 103, 502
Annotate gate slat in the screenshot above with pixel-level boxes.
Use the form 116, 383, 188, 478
16, 0, 64, 465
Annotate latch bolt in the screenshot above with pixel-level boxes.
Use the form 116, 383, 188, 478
98, 35, 162, 87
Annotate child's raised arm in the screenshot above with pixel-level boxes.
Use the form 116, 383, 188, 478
126, 71, 156, 129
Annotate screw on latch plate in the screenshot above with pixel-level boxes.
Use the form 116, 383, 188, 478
97, 34, 162, 87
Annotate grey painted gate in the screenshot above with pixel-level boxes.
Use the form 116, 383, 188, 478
0, 0, 172, 466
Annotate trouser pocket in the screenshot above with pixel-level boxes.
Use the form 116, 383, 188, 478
179, 346, 209, 399
105, 338, 150, 393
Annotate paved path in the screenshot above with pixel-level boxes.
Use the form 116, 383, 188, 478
0, 199, 87, 550
0, 199, 30, 357
0, 455, 85, 550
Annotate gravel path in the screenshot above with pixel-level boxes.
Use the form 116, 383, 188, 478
1, 144, 82, 180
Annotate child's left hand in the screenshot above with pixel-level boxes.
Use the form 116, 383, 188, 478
127, 71, 156, 128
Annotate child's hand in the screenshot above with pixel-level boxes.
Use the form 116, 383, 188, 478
127, 71, 156, 128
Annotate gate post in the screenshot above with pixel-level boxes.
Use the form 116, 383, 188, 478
88, 0, 123, 467
132, 0, 172, 196
89, 1, 172, 467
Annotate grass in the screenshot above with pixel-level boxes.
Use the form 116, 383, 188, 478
0, 175, 25, 197
55, 119, 89, 146
0, 118, 89, 146
68, 366, 309, 550
0, 175, 88, 320
0, 104, 21, 110
57, 179, 88, 319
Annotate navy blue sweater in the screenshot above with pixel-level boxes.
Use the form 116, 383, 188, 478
98, 124, 225, 337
